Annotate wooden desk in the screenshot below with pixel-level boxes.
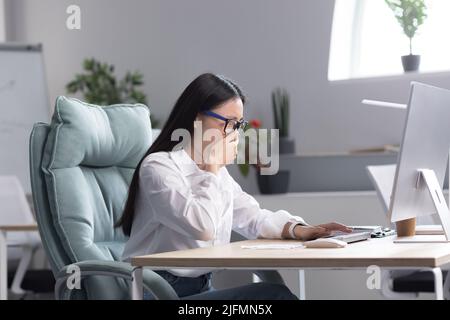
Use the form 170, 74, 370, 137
0, 224, 38, 300
131, 237, 450, 300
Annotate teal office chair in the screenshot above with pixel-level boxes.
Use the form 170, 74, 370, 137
29, 96, 284, 300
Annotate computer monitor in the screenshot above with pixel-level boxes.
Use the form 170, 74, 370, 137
388, 82, 450, 242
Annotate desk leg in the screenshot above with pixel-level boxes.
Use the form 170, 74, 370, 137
131, 267, 143, 300
430, 267, 443, 300
0, 231, 7, 300
11, 245, 34, 295
298, 270, 305, 300
444, 269, 450, 300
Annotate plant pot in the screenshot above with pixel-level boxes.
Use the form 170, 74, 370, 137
257, 170, 290, 194
279, 137, 295, 154
401, 54, 421, 72
395, 217, 416, 237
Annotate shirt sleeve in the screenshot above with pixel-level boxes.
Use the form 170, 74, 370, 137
139, 158, 224, 241
230, 176, 307, 239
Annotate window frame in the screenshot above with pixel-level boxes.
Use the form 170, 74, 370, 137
329, 0, 450, 81
0, 0, 5, 42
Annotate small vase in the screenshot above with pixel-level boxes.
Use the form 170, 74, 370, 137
401, 54, 420, 72
257, 170, 290, 194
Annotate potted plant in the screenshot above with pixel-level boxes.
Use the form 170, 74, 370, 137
237, 119, 290, 194
272, 88, 295, 154
66, 58, 160, 128
385, 0, 427, 72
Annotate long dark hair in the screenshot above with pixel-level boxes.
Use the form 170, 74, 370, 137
116, 73, 246, 236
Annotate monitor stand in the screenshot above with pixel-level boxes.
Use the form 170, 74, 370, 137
394, 167, 450, 243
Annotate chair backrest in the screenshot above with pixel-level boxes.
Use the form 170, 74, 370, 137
29, 96, 153, 299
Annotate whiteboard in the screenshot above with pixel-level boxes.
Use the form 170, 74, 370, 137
0, 43, 50, 193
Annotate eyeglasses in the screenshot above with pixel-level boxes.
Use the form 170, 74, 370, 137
202, 110, 248, 134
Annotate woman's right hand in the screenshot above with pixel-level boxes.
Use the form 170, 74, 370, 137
294, 222, 352, 241
202, 131, 239, 174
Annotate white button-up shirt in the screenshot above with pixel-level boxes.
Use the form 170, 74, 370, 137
122, 149, 306, 277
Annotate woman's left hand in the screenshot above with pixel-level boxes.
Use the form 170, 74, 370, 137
293, 222, 352, 241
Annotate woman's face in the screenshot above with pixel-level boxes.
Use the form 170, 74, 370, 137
194, 97, 244, 165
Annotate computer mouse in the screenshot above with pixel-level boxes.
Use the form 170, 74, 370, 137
303, 238, 347, 248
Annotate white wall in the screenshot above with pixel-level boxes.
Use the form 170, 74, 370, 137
5, 0, 450, 154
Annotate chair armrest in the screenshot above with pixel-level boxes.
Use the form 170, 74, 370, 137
55, 260, 179, 300
251, 270, 285, 285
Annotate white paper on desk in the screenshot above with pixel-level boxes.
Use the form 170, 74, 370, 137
241, 243, 304, 250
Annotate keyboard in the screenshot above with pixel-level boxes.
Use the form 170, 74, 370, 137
328, 231, 372, 243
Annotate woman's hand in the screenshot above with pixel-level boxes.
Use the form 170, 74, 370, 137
293, 222, 352, 241
202, 131, 239, 174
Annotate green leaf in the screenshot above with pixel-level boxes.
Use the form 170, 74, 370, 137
272, 91, 279, 129
83, 58, 94, 71
238, 163, 250, 177
272, 87, 290, 137
131, 72, 144, 85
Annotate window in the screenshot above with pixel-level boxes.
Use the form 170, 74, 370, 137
0, 0, 5, 42
329, 0, 450, 80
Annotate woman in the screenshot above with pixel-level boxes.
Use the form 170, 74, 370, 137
119, 73, 351, 300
